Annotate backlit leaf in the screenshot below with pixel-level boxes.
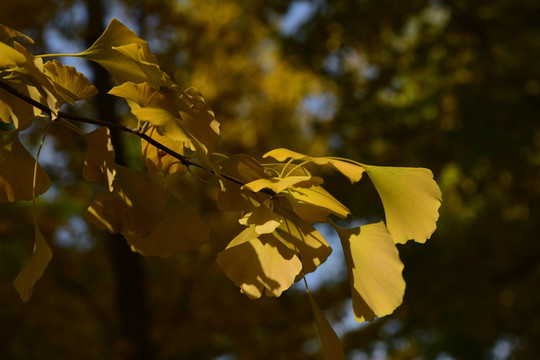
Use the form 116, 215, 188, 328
108, 82, 177, 112
264, 148, 365, 183
286, 185, 350, 223
0, 82, 40, 130
263, 210, 331, 274
126, 191, 208, 257
242, 175, 316, 194
332, 221, 405, 322
13, 221, 52, 302
141, 127, 188, 175
239, 204, 282, 234
0, 130, 51, 202
0, 24, 34, 46
131, 107, 191, 144
84, 166, 166, 238
43, 60, 97, 105
82, 127, 116, 191
216, 227, 302, 299
361, 165, 442, 244
0, 41, 26, 68
308, 290, 346, 360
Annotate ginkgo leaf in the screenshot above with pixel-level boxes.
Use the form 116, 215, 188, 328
84, 166, 166, 238
243, 175, 319, 194
141, 127, 188, 175
177, 87, 220, 154
286, 185, 350, 223
264, 148, 365, 183
307, 290, 346, 360
332, 221, 405, 323
0, 130, 51, 202
0, 82, 40, 130
108, 82, 177, 113
62, 18, 174, 88
361, 164, 442, 244
217, 155, 269, 211
82, 127, 116, 191
239, 204, 282, 234
13, 221, 52, 302
0, 41, 26, 68
43, 60, 98, 105
131, 107, 191, 144
263, 210, 332, 275
125, 191, 208, 257
216, 226, 302, 299
0, 24, 34, 46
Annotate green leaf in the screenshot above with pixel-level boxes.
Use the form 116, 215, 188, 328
13, 221, 52, 302
216, 227, 302, 299
0, 130, 51, 202
264, 147, 365, 183
361, 165, 442, 244
332, 221, 405, 322
125, 191, 208, 257
308, 291, 346, 360
82, 127, 116, 191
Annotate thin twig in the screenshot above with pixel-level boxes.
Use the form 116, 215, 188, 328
0, 80, 275, 195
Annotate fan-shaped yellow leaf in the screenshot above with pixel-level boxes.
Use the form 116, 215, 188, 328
82, 127, 116, 191
0, 130, 51, 202
361, 165, 442, 244
308, 291, 346, 360
141, 127, 188, 175
126, 192, 208, 257
239, 205, 282, 234
0, 42, 26, 68
264, 148, 365, 183
0, 82, 40, 130
43, 60, 97, 105
216, 227, 302, 299
131, 107, 191, 144
0, 24, 34, 46
286, 186, 350, 223
332, 221, 405, 322
84, 166, 166, 238
263, 210, 331, 274
242, 175, 315, 194
13, 221, 52, 302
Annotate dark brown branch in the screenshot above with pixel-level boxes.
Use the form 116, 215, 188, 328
0, 79, 275, 195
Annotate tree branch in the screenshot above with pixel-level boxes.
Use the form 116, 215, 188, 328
0, 79, 275, 195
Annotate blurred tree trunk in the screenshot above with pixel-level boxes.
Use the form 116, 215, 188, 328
83, 1, 153, 359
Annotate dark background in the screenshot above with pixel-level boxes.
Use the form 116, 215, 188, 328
1, 0, 539, 359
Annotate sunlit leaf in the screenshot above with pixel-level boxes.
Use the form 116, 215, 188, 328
131, 107, 191, 144
84, 166, 166, 238
332, 221, 405, 322
264, 148, 365, 183
216, 227, 302, 299
307, 290, 346, 360
361, 164, 442, 244
0, 82, 40, 130
217, 155, 269, 211
126, 191, 208, 257
62, 18, 175, 88
239, 204, 282, 234
263, 210, 331, 274
13, 221, 52, 302
108, 82, 177, 112
43, 60, 97, 105
177, 87, 220, 154
0, 24, 34, 46
242, 175, 318, 194
0, 130, 51, 202
141, 127, 188, 175
286, 185, 350, 223
0, 42, 26, 68
82, 127, 116, 191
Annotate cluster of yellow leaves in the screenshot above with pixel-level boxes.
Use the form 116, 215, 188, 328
0, 19, 442, 358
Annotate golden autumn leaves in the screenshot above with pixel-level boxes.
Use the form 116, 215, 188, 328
1, 18, 442, 358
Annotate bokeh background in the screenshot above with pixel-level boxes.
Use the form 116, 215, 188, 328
1, 0, 539, 359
